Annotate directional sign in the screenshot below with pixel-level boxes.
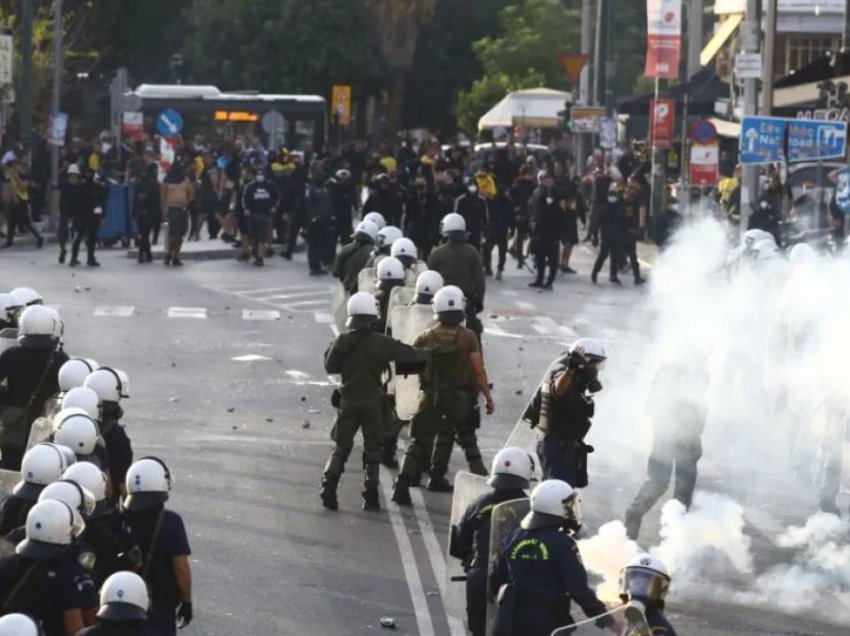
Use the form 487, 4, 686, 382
739, 116, 786, 165
156, 108, 183, 137
787, 119, 848, 163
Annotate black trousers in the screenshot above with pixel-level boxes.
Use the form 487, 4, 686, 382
72, 216, 100, 262
627, 435, 703, 519
285, 209, 304, 256
58, 213, 70, 250
622, 238, 641, 280
592, 236, 621, 279
4, 202, 41, 245
533, 239, 558, 285
137, 214, 156, 259
484, 235, 508, 273
307, 216, 330, 272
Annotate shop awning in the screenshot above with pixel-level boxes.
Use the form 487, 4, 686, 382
708, 117, 740, 139
700, 14, 743, 67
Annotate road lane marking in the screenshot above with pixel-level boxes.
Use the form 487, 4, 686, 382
167, 307, 207, 319
241, 309, 281, 321
483, 322, 524, 340
256, 290, 329, 302
231, 354, 273, 362
379, 466, 436, 636
313, 311, 334, 324
93, 305, 134, 317
531, 316, 579, 339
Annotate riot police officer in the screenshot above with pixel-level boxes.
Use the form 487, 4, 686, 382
365, 225, 403, 268
390, 237, 427, 284
454, 179, 488, 251
83, 369, 133, 503
392, 286, 494, 505
120, 458, 193, 636
413, 270, 443, 304
0, 614, 42, 636
304, 170, 334, 275
60, 387, 100, 421
363, 211, 386, 230
528, 172, 562, 290
618, 555, 678, 635
374, 256, 406, 334
241, 163, 281, 266
525, 339, 606, 487
328, 168, 358, 247
321, 292, 427, 511
0, 499, 97, 635
427, 214, 486, 344
0, 306, 69, 469
450, 447, 533, 636
332, 220, 380, 294
76, 571, 160, 635
52, 410, 108, 469
490, 480, 622, 635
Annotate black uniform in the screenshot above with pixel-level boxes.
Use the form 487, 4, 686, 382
242, 177, 280, 254
133, 170, 161, 263
77, 622, 162, 635
529, 187, 563, 287
59, 173, 88, 261
454, 191, 488, 250
71, 173, 108, 266
303, 180, 334, 274
0, 344, 69, 469
591, 197, 623, 283
619, 193, 644, 283
0, 488, 42, 535
483, 192, 515, 276
363, 185, 404, 228
450, 489, 526, 636
121, 506, 191, 636
509, 176, 536, 266
0, 551, 97, 636
329, 178, 358, 246
100, 403, 133, 503
403, 186, 441, 258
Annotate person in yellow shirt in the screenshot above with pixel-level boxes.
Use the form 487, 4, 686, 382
475, 169, 497, 200
2, 158, 43, 248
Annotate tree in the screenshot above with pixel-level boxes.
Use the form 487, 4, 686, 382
455, 0, 579, 134
363, 0, 435, 137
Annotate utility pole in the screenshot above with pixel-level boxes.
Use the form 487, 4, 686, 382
740, 0, 762, 229
687, 0, 704, 78
761, 0, 777, 116
577, 0, 592, 172
592, 0, 603, 107
49, 0, 62, 224
20, 0, 34, 158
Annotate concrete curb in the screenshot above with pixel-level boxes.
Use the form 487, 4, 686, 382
125, 248, 240, 261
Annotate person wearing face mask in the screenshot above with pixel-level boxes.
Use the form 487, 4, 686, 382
403, 175, 441, 259
523, 339, 607, 486
528, 172, 562, 290
241, 160, 280, 267
591, 182, 625, 285
453, 178, 488, 251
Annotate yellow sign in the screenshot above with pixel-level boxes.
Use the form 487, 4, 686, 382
214, 110, 259, 123
332, 85, 352, 125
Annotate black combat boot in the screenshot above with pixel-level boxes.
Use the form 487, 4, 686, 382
426, 475, 453, 493
624, 509, 642, 541
380, 438, 399, 469
391, 476, 412, 506
467, 457, 488, 477
362, 486, 380, 511
320, 475, 339, 511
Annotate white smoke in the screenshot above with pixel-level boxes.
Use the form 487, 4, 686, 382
578, 521, 640, 603
580, 216, 850, 625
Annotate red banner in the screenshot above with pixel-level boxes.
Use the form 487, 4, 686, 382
650, 98, 675, 149
690, 145, 719, 187
645, 0, 681, 79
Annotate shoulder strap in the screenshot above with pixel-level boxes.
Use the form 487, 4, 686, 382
26, 352, 55, 412
141, 508, 165, 579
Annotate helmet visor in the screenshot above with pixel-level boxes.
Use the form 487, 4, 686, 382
565, 494, 582, 525
620, 567, 670, 602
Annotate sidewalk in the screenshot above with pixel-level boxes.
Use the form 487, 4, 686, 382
125, 236, 246, 261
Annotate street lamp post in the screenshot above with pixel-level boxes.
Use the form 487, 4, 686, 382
49, 0, 62, 226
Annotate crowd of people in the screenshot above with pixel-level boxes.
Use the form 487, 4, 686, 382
0, 287, 193, 635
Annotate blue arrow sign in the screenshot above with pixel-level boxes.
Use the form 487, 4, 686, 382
739, 116, 786, 165
156, 109, 183, 137
787, 120, 847, 163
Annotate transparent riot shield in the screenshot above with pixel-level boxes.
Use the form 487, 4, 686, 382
548, 604, 646, 635
447, 472, 491, 577
27, 417, 53, 450
0, 328, 17, 356
391, 304, 437, 420
40, 394, 63, 422
331, 281, 348, 332
486, 497, 530, 634
403, 261, 429, 287
387, 286, 416, 320
357, 267, 377, 296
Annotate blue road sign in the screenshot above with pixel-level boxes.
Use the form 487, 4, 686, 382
156, 109, 183, 137
787, 120, 848, 163
740, 116, 786, 165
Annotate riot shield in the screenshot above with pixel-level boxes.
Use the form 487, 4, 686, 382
357, 267, 377, 296
548, 604, 646, 635
387, 286, 416, 321
331, 281, 348, 332
447, 472, 491, 575
27, 417, 53, 450
40, 394, 63, 422
486, 497, 530, 634
0, 328, 17, 356
403, 261, 429, 287
391, 304, 437, 420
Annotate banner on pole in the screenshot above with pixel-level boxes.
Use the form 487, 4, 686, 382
645, 0, 681, 79
650, 98, 675, 149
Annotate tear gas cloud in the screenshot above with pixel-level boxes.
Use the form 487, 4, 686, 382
581, 217, 850, 622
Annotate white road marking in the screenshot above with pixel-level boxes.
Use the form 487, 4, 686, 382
231, 354, 272, 362
284, 370, 311, 380
379, 466, 436, 636
530, 316, 579, 339
409, 487, 467, 636
284, 299, 329, 308
514, 300, 537, 312
483, 322, 524, 340
168, 307, 207, 319
93, 305, 135, 317
500, 289, 519, 297
241, 309, 281, 321
313, 311, 334, 324
256, 290, 329, 302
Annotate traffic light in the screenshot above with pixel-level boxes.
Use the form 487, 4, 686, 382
560, 101, 573, 131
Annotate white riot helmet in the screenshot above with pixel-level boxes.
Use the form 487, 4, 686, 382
414, 270, 444, 303
124, 457, 172, 511
10, 286, 42, 308
0, 293, 19, 326
84, 367, 125, 403
58, 358, 99, 392
363, 211, 386, 229
440, 212, 467, 240
788, 242, 815, 266
345, 291, 380, 329
53, 412, 99, 457
334, 168, 351, 181
61, 387, 100, 420
742, 228, 774, 249
487, 447, 535, 491
354, 219, 380, 244
567, 338, 607, 365
17, 305, 59, 349
432, 285, 465, 325
753, 238, 780, 260
0, 614, 41, 636
619, 554, 671, 605
17, 499, 84, 560
15, 443, 73, 501
377, 225, 403, 250
63, 461, 108, 504
116, 370, 130, 399
520, 479, 582, 530
38, 479, 96, 518
44, 307, 64, 340
390, 238, 417, 268
377, 256, 405, 289
98, 571, 150, 622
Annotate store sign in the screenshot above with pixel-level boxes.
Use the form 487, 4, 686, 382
690, 145, 719, 186
214, 110, 259, 123
650, 98, 675, 149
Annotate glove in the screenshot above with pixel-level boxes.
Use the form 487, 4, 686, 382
177, 601, 193, 628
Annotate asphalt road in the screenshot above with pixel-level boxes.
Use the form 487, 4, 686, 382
0, 235, 846, 635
